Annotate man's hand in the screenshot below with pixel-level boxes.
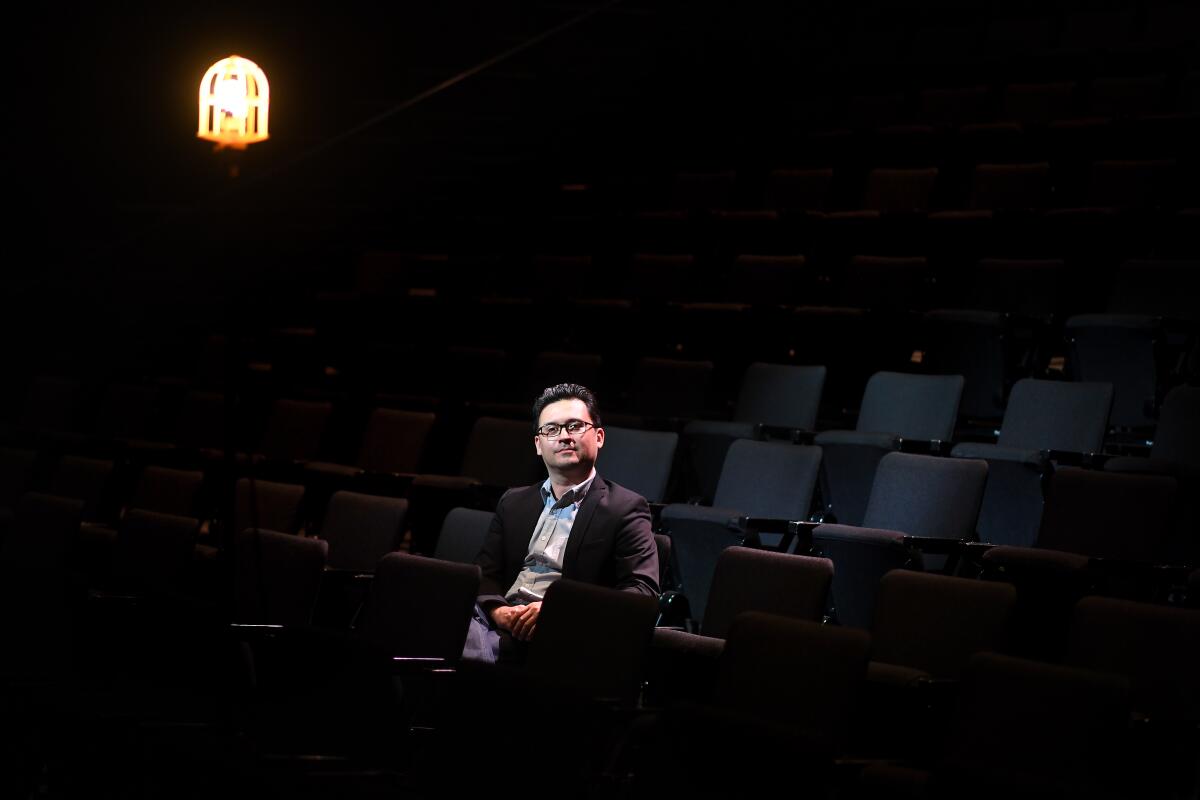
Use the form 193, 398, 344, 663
490, 604, 526, 632
510, 601, 542, 641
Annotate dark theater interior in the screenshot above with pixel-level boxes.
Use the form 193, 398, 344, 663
4, 0, 1200, 797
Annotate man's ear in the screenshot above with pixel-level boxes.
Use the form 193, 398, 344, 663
594, 427, 604, 449
534, 435, 544, 456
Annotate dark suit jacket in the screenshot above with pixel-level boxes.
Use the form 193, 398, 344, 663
475, 475, 659, 611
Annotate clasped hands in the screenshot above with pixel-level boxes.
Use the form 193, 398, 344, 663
490, 601, 542, 641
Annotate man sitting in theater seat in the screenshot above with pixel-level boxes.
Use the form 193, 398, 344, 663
463, 383, 659, 663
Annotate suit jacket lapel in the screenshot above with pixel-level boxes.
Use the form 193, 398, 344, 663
563, 477, 605, 575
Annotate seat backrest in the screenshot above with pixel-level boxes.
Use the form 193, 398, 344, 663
528, 352, 603, 399
841, 256, 931, 312
319, 491, 408, 572
599, 426, 678, 503
765, 168, 833, 212
862, 168, 938, 213
234, 478, 305, 535
872, 570, 1016, 679
359, 552, 480, 659
434, 506, 495, 564
50, 456, 115, 522
526, 579, 659, 702
856, 371, 963, 441
733, 363, 825, 431
713, 440, 822, 521
702, 547, 833, 638
970, 162, 1051, 210
944, 653, 1129, 795
631, 357, 714, 420
460, 416, 544, 487
972, 257, 1064, 318
1152, 385, 1200, 471
1066, 596, 1200, 722
130, 466, 205, 517
998, 378, 1113, 452
716, 612, 870, 751
258, 398, 333, 461
862, 452, 987, 540
356, 408, 436, 473
1037, 467, 1178, 562
234, 529, 327, 626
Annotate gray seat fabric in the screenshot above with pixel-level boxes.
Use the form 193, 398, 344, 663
600, 426, 678, 503
359, 552, 480, 659
862, 452, 988, 540
1066, 314, 1161, 429
989, 378, 1114, 453
659, 504, 745, 624
733, 363, 826, 431
816, 371, 964, 526
951, 378, 1114, 548
812, 523, 914, 629
713, 440, 823, 521
319, 491, 408, 572
434, 507, 494, 564
683, 363, 825, 502
923, 309, 1010, 421
1107, 385, 1200, 561
661, 442, 823, 622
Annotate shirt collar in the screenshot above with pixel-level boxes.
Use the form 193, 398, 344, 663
540, 468, 597, 509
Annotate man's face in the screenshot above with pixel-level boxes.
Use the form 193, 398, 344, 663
534, 398, 604, 476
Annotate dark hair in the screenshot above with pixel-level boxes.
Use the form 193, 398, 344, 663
532, 383, 602, 430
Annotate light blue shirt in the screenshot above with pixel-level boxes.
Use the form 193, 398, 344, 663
504, 468, 597, 603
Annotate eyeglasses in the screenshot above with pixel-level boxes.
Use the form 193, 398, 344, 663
536, 419, 597, 438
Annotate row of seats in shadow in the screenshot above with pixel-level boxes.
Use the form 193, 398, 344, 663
4, 375, 1195, 648
5, 366, 1197, 567
4, 478, 1195, 799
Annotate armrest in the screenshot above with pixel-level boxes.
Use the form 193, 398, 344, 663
1041, 449, 1109, 469
657, 590, 692, 629
897, 438, 953, 456
738, 517, 818, 553
750, 423, 815, 444
902, 535, 963, 555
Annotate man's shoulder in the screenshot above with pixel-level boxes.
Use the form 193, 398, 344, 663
593, 474, 649, 510
498, 482, 545, 509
